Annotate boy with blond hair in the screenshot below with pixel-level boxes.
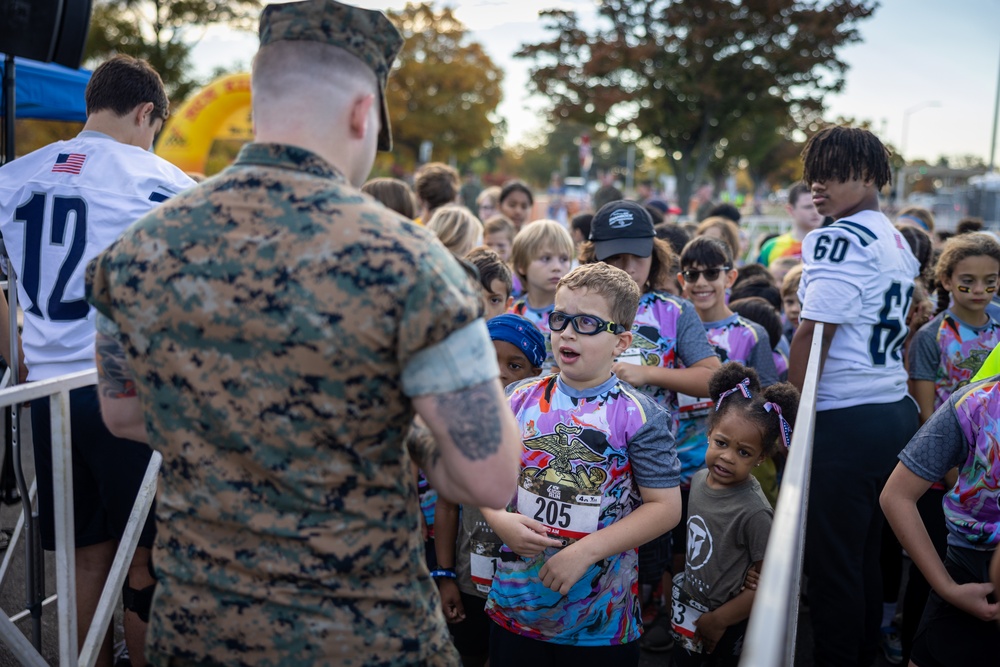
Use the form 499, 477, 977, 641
508, 220, 575, 373
485, 263, 682, 664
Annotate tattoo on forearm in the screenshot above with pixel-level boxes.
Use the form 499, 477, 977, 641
432, 381, 503, 462
406, 418, 441, 470
95, 332, 138, 399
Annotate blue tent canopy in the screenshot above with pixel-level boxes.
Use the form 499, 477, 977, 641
0, 54, 91, 121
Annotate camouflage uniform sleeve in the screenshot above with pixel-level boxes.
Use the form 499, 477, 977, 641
398, 240, 488, 395
85, 243, 119, 322
401, 320, 499, 397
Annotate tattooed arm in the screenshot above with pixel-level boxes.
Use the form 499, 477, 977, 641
95, 323, 149, 444
405, 416, 440, 471
412, 377, 520, 510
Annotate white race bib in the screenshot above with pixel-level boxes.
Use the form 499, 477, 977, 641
670, 572, 710, 653
470, 540, 502, 594
677, 392, 713, 419
517, 477, 601, 542
615, 346, 644, 366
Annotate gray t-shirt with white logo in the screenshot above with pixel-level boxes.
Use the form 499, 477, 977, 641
682, 469, 773, 610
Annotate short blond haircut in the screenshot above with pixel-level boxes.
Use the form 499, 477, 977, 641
781, 263, 803, 299
362, 177, 416, 219
427, 205, 482, 258
510, 220, 574, 283
558, 263, 640, 329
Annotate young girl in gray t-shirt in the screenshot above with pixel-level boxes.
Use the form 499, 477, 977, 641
671, 362, 799, 665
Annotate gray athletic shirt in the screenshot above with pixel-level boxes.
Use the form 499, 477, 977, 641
682, 469, 773, 610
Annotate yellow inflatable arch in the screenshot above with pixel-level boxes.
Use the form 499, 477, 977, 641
155, 73, 253, 174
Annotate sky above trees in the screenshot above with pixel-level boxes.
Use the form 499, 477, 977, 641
188, 0, 1000, 167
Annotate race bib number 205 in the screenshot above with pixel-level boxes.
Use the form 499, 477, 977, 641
517, 478, 601, 543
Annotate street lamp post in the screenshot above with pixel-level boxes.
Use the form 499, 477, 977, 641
990, 41, 1000, 171
898, 101, 941, 202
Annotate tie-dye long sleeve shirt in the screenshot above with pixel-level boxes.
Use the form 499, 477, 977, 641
509, 297, 556, 373
486, 374, 679, 645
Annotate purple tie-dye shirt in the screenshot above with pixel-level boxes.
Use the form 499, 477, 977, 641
509, 297, 556, 373
899, 378, 1000, 549
486, 374, 679, 645
614, 291, 716, 423
908, 310, 1000, 410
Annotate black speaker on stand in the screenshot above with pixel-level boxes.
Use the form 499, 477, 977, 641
1, 0, 94, 162
1, 0, 93, 68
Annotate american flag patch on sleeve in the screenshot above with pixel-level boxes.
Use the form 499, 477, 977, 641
51, 153, 87, 175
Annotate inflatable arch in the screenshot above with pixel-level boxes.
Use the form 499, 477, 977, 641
155, 73, 253, 174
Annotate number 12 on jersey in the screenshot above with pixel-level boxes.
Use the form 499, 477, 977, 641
869, 281, 913, 366
13, 193, 89, 322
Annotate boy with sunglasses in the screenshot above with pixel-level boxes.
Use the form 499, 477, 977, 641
675, 237, 778, 487
483, 263, 682, 666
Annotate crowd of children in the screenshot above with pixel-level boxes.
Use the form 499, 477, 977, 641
360, 126, 998, 666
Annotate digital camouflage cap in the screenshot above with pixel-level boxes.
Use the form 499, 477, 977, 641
259, 0, 403, 151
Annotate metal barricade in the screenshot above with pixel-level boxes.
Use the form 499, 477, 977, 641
740, 322, 825, 666
0, 370, 160, 667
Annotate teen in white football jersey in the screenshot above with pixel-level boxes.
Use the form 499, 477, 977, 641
788, 126, 921, 667
0, 55, 194, 667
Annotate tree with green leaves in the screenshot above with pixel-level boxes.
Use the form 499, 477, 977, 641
518, 0, 877, 209
384, 2, 504, 169
85, 0, 261, 103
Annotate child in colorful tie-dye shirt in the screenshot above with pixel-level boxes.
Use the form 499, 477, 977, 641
909, 232, 1000, 424
901, 231, 1000, 660
484, 263, 681, 664
756, 183, 823, 267
507, 220, 574, 374
578, 200, 718, 647
675, 237, 779, 486
881, 377, 1000, 667
579, 201, 719, 427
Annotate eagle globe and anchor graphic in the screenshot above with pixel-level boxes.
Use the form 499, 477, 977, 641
518, 422, 614, 542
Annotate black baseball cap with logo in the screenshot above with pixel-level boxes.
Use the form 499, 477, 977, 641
589, 200, 655, 260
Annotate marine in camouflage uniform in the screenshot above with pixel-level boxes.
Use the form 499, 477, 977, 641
85, 1, 520, 665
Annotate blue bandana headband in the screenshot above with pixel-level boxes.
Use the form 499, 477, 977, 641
487, 314, 546, 368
